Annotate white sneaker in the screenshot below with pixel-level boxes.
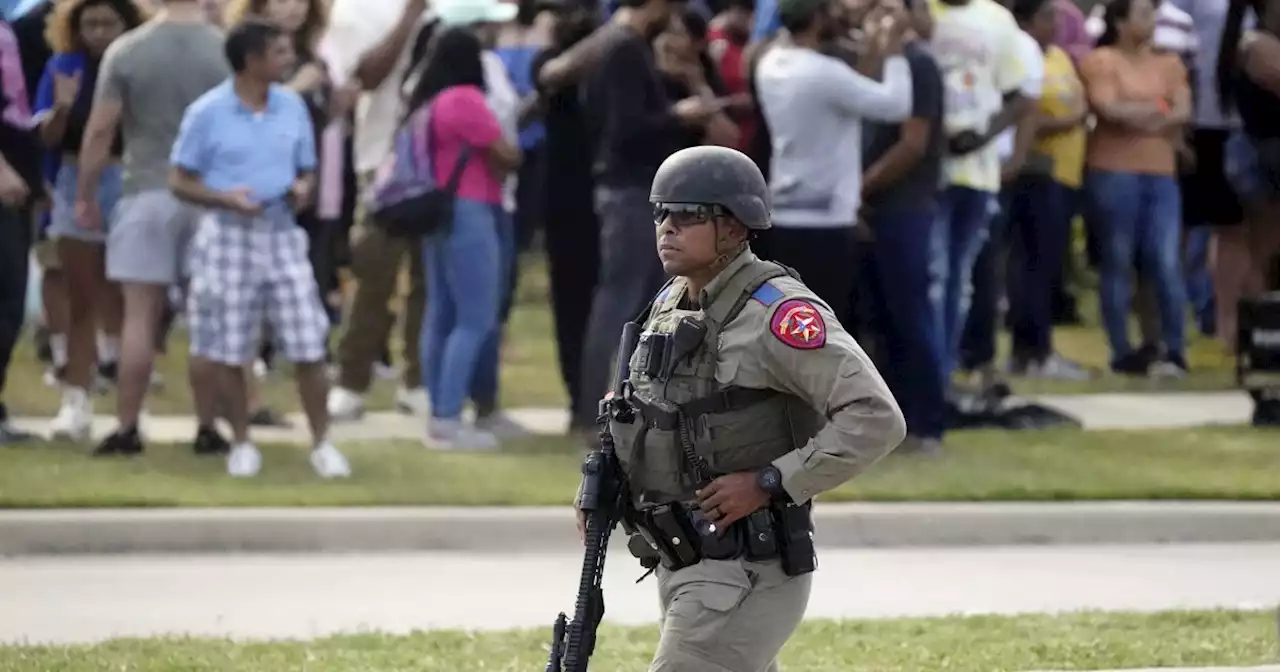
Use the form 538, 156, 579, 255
396, 386, 429, 416
474, 411, 526, 439
327, 387, 366, 422
227, 443, 263, 478
310, 441, 352, 478
50, 386, 93, 441
424, 418, 499, 451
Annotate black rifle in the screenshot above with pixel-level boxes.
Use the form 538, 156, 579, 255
546, 322, 640, 672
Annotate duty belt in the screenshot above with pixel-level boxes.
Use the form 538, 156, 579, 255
627, 500, 816, 578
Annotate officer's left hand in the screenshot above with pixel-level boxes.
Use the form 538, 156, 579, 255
697, 472, 770, 528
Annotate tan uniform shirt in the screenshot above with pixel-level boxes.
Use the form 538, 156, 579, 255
679, 250, 907, 503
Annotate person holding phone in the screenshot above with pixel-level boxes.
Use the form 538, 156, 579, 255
656, 6, 741, 148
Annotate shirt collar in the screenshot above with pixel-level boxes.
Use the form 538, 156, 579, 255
698, 248, 757, 310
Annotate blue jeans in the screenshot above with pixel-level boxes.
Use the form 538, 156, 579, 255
930, 185, 997, 379
1183, 225, 1215, 335
868, 207, 947, 439
469, 208, 515, 411
1086, 170, 1187, 361
420, 198, 503, 420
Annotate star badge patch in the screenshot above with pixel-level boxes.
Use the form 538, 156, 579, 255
770, 299, 826, 350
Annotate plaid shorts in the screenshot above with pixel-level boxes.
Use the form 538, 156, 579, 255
187, 205, 329, 365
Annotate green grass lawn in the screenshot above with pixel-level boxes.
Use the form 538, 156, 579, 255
3, 256, 1239, 419
1, 610, 1275, 672
3, 425, 1277, 508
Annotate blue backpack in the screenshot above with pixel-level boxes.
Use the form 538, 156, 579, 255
366, 103, 471, 237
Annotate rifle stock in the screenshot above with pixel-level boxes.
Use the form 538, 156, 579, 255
545, 323, 640, 672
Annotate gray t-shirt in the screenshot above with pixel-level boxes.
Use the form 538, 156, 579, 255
96, 21, 230, 195
862, 41, 945, 215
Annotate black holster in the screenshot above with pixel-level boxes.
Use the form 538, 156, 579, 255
628, 500, 816, 577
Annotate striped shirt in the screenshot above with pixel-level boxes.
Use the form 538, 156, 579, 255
1084, 2, 1198, 57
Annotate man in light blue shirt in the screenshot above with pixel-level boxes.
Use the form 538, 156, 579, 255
169, 18, 350, 480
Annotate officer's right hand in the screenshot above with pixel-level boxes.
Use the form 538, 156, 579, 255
575, 507, 586, 544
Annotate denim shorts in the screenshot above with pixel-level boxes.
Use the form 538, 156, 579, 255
48, 161, 123, 243
1223, 131, 1280, 205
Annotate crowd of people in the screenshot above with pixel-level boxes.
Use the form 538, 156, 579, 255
0, 0, 1277, 472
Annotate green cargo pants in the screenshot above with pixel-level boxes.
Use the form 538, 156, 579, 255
336, 221, 424, 392
649, 558, 811, 672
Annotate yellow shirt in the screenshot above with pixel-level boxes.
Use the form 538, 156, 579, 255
928, 0, 1027, 192
1035, 45, 1087, 188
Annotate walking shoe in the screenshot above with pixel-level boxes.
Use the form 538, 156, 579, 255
326, 387, 366, 422
1149, 353, 1189, 379
1026, 354, 1091, 381
227, 442, 263, 477
1110, 351, 1151, 376
474, 411, 526, 439
50, 386, 93, 442
0, 422, 37, 445
1252, 398, 1280, 428
92, 427, 143, 457
309, 441, 352, 478
43, 364, 67, 388
395, 386, 429, 416
424, 418, 499, 451
192, 425, 231, 456
95, 361, 119, 392
249, 407, 293, 428
896, 434, 943, 458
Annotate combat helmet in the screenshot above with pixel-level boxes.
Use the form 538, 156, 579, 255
650, 146, 772, 230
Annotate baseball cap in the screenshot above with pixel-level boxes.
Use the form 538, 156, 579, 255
776, 0, 829, 22
435, 0, 519, 25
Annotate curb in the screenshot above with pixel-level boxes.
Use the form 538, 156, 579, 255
3, 501, 1279, 556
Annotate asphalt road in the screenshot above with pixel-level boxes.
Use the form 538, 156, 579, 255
2, 543, 1278, 645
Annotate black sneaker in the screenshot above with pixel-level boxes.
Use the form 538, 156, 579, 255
1252, 398, 1280, 428
193, 425, 231, 455
249, 407, 292, 428
1111, 351, 1151, 376
92, 427, 143, 457
1135, 343, 1161, 368
97, 361, 119, 385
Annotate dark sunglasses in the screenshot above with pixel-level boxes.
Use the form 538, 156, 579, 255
653, 202, 727, 228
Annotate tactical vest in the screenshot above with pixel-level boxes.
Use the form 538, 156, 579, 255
611, 258, 823, 509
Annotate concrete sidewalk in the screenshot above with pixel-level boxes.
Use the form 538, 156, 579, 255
4, 501, 1279, 556
5, 391, 1258, 443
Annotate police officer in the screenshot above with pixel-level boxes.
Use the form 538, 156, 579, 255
576, 145, 907, 671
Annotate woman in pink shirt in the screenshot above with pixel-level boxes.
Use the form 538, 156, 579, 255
408, 28, 521, 450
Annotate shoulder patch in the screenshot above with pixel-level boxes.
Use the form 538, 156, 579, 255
750, 281, 785, 307
769, 299, 826, 350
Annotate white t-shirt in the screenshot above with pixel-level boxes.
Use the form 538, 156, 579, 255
319, 0, 429, 174
481, 51, 520, 213
996, 29, 1045, 163
928, 0, 1026, 192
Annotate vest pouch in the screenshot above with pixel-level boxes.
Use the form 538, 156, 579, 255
697, 395, 799, 474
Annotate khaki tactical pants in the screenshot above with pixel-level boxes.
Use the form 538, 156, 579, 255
336, 221, 424, 392
650, 558, 811, 672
